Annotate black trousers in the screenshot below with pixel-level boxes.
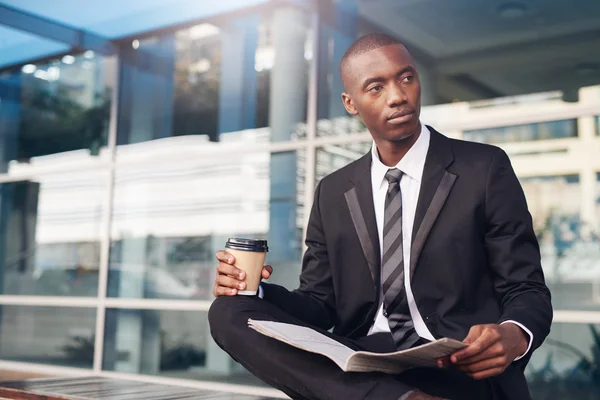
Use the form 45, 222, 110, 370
208, 296, 492, 400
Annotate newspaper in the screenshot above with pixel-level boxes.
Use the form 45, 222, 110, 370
248, 319, 467, 374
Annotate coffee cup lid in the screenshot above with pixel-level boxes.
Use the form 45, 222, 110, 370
225, 238, 268, 252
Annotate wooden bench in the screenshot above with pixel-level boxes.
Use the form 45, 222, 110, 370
0, 377, 280, 399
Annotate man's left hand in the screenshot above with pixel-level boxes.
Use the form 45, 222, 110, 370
439, 323, 528, 380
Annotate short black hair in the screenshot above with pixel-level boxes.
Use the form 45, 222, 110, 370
340, 33, 405, 79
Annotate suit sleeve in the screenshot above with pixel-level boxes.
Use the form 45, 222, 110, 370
261, 180, 337, 330
484, 148, 553, 365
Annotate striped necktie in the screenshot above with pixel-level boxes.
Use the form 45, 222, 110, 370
382, 168, 420, 349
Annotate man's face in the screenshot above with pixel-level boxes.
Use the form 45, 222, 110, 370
341, 44, 421, 142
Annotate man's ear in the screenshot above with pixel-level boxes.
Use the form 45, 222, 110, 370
341, 92, 358, 116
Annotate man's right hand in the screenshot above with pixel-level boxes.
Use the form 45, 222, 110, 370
212, 250, 273, 297
406, 390, 449, 400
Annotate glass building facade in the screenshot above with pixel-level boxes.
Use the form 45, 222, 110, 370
0, 0, 599, 398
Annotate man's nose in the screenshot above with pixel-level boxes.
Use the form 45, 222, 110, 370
387, 83, 408, 107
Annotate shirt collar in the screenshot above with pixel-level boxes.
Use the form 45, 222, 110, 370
371, 123, 431, 189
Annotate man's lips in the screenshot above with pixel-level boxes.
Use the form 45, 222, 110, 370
387, 109, 415, 124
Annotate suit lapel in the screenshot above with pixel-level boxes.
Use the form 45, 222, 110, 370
410, 127, 457, 282
344, 153, 380, 293
343, 128, 456, 290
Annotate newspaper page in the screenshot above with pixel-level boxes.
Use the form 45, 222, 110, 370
248, 319, 354, 370
248, 319, 467, 374
346, 338, 467, 373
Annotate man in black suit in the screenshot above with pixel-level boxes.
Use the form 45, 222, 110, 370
209, 33, 552, 400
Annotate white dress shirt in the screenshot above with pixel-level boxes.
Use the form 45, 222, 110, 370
366, 123, 533, 360
367, 123, 434, 339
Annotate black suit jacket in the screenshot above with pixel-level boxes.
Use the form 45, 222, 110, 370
263, 127, 552, 399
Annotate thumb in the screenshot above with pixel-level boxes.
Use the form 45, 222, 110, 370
463, 325, 484, 344
262, 265, 273, 279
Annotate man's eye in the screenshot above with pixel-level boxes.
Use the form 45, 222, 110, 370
369, 85, 383, 92
402, 75, 414, 83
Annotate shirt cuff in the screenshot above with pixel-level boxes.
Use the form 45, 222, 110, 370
500, 320, 533, 361
257, 284, 264, 299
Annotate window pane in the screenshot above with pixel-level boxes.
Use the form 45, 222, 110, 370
464, 120, 578, 144
0, 305, 96, 368
108, 149, 304, 299
526, 322, 600, 399
520, 175, 599, 311
316, 142, 372, 183
597, 173, 600, 222
102, 308, 264, 385
0, 169, 107, 296
117, 9, 310, 145
0, 53, 114, 170
315, 4, 362, 138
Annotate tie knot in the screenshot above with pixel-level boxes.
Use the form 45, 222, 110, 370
385, 168, 403, 184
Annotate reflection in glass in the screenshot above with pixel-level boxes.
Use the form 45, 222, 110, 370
0, 170, 106, 296
464, 120, 578, 144
117, 10, 310, 145
316, 142, 372, 182
520, 175, 600, 310
526, 322, 600, 399
108, 147, 303, 299
102, 308, 263, 385
0, 53, 114, 171
314, 0, 360, 137
173, 24, 222, 141
103, 309, 204, 375
597, 173, 600, 221
0, 306, 96, 368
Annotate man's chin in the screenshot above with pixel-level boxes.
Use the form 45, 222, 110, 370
388, 128, 418, 142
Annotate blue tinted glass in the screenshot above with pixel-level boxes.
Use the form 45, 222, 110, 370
107, 150, 303, 299
0, 305, 96, 368
0, 173, 107, 297
527, 322, 600, 399
116, 12, 309, 146
0, 25, 69, 69
517, 175, 598, 311
102, 308, 264, 385
0, 0, 268, 39
464, 120, 578, 144
0, 53, 114, 168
